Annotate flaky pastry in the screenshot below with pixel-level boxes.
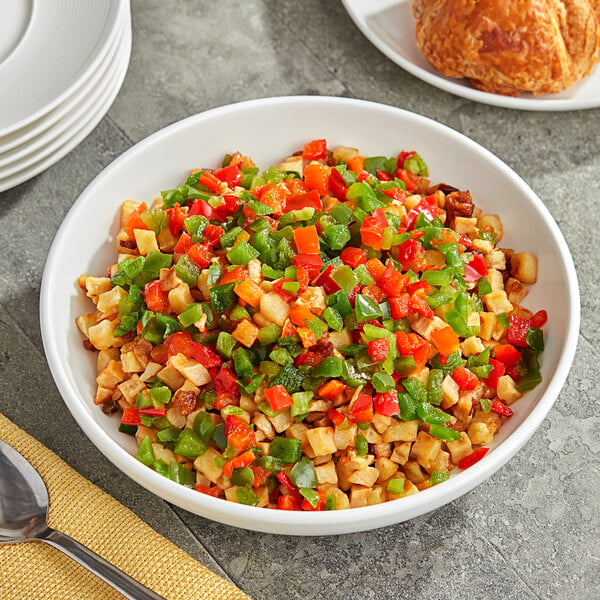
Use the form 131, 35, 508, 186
411, 0, 600, 95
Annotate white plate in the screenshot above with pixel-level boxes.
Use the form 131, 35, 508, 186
342, 0, 600, 111
0, 21, 127, 170
0, 0, 124, 136
0, 0, 129, 154
0, 21, 131, 193
40, 97, 579, 535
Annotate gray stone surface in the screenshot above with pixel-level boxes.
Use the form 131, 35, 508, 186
0, 1, 598, 598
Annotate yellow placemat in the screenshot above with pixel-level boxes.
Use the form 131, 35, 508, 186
0, 414, 251, 600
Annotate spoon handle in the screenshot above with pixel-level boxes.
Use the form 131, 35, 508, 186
41, 528, 166, 600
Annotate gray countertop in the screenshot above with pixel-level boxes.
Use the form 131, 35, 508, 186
1, 1, 598, 598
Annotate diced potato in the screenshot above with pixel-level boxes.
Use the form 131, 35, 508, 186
332, 145, 359, 163
246, 258, 262, 284
348, 466, 380, 487
362, 426, 383, 444
461, 335, 485, 357
135, 425, 157, 445
487, 269, 504, 292
306, 427, 337, 456
511, 252, 537, 284
328, 327, 353, 349
390, 441, 411, 465
405, 194, 421, 210
471, 239, 495, 253
383, 420, 419, 443
84, 276, 112, 301
426, 449, 452, 474
139, 361, 162, 382
76, 312, 101, 337
410, 431, 442, 470
367, 486, 388, 506
315, 461, 339, 485
232, 318, 260, 348
253, 412, 275, 439
253, 312, 271, 328
268, 408, 294, 434
375, 457, 398, 482
484, 250, 506, 270
193, 447, 223, 484
239, 394, 257, 414
411, 315, 447, 341
454, 393, 473, 423
372, 443, 392, 458
467, 311, 481, 334
259, 291, 290, 326
94, 386, 113, 405
477, 214, 503, 241
468, 410, 502, 445
134, 229, 159, 255
120, 200, 138, 226
157, 363, 186, 390
157, 226, 179, 253
446, 432, 473, 464
334, 422, 357, 450
440, 374, 460, 408
121, 351, 145, 373
168, 284, 195, 314
403, 460, 428, 484
87, 319, 118, 350
152, 443, 177, 465
424, 249, 445, 266
454, 217, 478, 235
505, 277, 529, 304
169, 354, 212, 386
349, 485, 371, 508
97, 348, 120, 372
387, 478, 419, 501
484, 290, 513, 315
497, 375, 523, 404
96, 360, 125, 389
278, 155, 304, 175
479, 312, 497, 341
372, 413, 392, 435
321, 486, 350, 510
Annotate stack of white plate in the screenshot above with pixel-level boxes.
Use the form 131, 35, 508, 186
0, 0, 132, 192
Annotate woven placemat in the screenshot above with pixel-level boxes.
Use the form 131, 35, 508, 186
0, 414, 251, 600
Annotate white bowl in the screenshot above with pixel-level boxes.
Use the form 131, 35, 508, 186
41, 97, 579, 535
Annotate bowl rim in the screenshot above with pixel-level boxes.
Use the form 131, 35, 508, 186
40, 95, 580, 534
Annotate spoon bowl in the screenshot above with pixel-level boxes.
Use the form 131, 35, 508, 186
0, 439, 165, 599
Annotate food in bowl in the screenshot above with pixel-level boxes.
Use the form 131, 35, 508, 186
76, 139, 547, 511
411, 0, 600, 96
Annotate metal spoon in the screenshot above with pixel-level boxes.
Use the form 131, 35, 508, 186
0, 439, 166, 600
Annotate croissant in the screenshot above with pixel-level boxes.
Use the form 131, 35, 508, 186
411, 0, 600, 95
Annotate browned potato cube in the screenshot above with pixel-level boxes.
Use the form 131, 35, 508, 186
410, 431, 442, 470
477, 214, 503, 241
511, 252, 537, 284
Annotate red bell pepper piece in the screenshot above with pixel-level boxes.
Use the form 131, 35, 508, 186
328, 168, 348, 201
143, 280, 169, 313
214, 392, 240, 411
214, 367, 238, 393
277, 494, 301, 510
360, 216, 385, 250
188, 198, 213, 219
203, 223, 224, 247
340, 247, 367, 268
379, 264, 409, 297
376, 169, 393, 182
452, 366, 479, 390
483, 358, 505, 389
213, 164, 242, 188
494, 344, 522, 367
198, 171, 222, 193
284, 190, 323, 213
300, 490, 326, 511
406, 280, 432, 295
125, 202, 149, 238
312, 264, 340, 293
293, 253, 323, 280
405, 195, 439, 230
120, 407, 141, 426
381, 187, 406, 203
397, 238, 426, 271
396, 168, 421, 192
226, 416, 255, 452
187, 243, 212, 269
303, 138, 327, 160
458, 447, 489, 470
389, 294, 413, 319
507, 314, 532, 347
194, 485, 223, 498
411, 292, 434, 319
374, 390, 400, 416
531, 309, 548, 328
464, 253, 488, 284
167, 202, 186, 236
173, 232, 193, 255
277, 471, 303, 505
251, 466, 271, 488
368, 338, 389, 363
395, 331, 430, 366
139, 407, 166, 417
397, 150, 416, 168
319, 380, 346, 400
265, 385, 294, 412
491, 400, 514, 417
327, 408, 347, 426
349, 393, 374, 422
214, 194, 240, 221
347, 283, 362, 308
